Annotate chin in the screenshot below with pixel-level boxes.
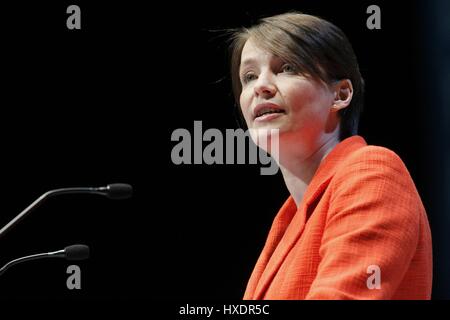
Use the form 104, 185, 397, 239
249, 125, 281, 153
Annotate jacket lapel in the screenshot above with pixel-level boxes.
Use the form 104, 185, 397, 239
252, 178, 331, 299
243, 197, 297, 299
250, 136, 368, 299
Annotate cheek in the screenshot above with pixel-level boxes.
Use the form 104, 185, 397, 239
239, 89, 253, 120
284, 82, 332, 114
283, 84, 316, 109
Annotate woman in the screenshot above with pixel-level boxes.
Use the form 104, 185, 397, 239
229, 12, 432, 299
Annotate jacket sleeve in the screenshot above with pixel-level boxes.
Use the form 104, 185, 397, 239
305, 147, 423, 299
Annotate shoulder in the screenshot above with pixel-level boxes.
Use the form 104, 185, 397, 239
335, 144, 410, 179
326, 143, 424, 229
330, 144, 421, 204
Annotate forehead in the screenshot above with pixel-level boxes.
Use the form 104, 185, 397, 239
240, 39, 276, 68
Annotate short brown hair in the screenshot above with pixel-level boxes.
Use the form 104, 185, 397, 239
229, 12, 364, 140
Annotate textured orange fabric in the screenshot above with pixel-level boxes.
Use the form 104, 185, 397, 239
243, 136, 432, 300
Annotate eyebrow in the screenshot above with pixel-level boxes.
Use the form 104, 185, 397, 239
240, 55, 284, 71
240, 58, 257, 69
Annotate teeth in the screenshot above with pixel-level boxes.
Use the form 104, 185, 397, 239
257, 108, 284, 117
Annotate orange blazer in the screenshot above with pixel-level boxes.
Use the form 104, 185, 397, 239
244, 136, 432, 300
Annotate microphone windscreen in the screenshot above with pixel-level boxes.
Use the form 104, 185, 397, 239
64, 244, 90, 261
106, 183, 133, 199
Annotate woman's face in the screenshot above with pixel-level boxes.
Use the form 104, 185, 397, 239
239, 39, 339, 152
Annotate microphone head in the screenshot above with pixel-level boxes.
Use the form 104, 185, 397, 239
64, 244, 90, 261
105, 183, 133, 199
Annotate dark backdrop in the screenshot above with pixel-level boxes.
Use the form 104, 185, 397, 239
0, 0, 448, 300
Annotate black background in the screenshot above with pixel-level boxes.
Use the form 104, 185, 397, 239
0, 0, 448, 304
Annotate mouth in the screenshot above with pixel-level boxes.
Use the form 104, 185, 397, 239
253, 103, 286, 121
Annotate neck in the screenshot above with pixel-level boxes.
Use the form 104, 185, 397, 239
279, 135, 339, 207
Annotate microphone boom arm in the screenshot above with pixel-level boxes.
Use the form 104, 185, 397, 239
0, 244, 89, 277
0, 184, 132, 240
0, 250, 63, 277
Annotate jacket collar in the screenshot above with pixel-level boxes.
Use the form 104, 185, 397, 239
302, 135, 367, 208
249, 135, 367, 299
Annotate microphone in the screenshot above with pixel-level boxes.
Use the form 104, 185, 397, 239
0, 244, 90, 277
0, 183, 133, 240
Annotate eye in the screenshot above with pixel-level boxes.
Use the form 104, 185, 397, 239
281, 64, 296, 73
241, 72, 257, 84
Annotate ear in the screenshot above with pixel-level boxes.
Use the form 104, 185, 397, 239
331, 79, 353, 112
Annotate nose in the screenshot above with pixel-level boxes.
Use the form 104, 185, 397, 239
254, 72, 276, 98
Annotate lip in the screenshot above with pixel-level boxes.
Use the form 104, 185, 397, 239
254, 112, 285, 123
253, 102, 286, 121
